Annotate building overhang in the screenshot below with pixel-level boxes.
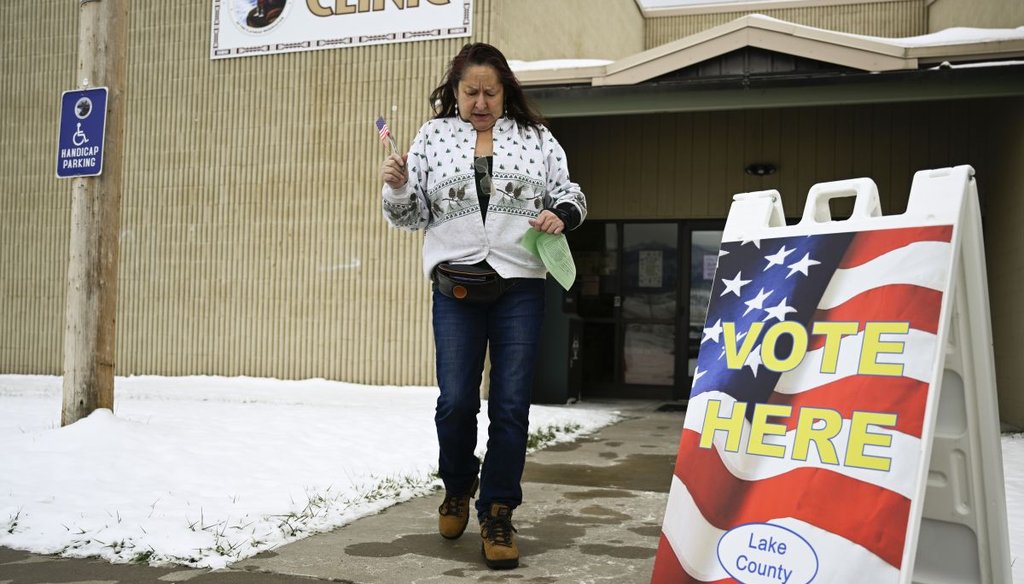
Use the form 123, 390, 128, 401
525, 63, 1024, 118
516, 14, 1024, 117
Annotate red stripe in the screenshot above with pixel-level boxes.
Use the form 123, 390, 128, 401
652, 531, 750, 584
674, 430, 910, 568
652, 533, 705, 584
808, 285, 942, 351
839, 226, 952, 268
766, 376, 928, 437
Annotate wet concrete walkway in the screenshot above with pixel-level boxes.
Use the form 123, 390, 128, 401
1, 402, 684, 584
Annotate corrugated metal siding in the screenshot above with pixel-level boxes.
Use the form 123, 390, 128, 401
0, 3, 76, 374
929, 0, 1024, 32
645, 1, 928, 49
1, 1, 499, 384
552, 100, 994, 223
491, 0, 644, 61
116, 2, 501, 384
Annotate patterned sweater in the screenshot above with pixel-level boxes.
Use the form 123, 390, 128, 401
381, 116, 587, 280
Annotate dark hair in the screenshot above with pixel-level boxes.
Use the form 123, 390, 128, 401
429, 43, 546, 129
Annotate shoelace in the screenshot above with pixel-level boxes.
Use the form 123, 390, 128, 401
484, 515, 517, 546
440, 492, 469, 516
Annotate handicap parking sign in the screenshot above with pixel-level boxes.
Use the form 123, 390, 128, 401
56, 87, 108, 178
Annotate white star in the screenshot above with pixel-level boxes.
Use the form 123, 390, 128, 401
786, 252, 821, 278
745, 345, 763, 377
718, 249, 730, 258
702, 319, 724, 344
720, 271, 751, 297
763, 297, 798, 322
742, 288, 773, 316
763, 245, 796, 271
691, 367, 706, 387
741, 236, 761, 249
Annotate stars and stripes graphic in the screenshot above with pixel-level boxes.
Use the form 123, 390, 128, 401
375, 116, 391, 144
375, 115, 400, 155
652, 225, 954, 584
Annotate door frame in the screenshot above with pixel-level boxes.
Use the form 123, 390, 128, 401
567, 218, 725, 401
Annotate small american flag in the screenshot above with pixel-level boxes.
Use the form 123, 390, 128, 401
374, 115, 399, 155
375, 116, 391, 143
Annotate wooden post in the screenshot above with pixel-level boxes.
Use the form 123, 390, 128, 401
62, 0, 129, 427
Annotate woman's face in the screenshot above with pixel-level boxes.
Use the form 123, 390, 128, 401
457, 64, 504, 133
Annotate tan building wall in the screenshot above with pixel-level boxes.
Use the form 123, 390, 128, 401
0, 2, 77, 374
928, 0, 1024, 31
644, 0, 928, 48
0, 0, 639, 385
491, 0, 644, 61
0, 1, 516, 385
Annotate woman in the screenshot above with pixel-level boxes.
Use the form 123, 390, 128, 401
380, 42, 586, 570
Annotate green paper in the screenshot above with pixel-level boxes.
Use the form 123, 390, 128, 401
522, 229, 576, 291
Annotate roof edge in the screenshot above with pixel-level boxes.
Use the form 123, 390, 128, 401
516, 15, 1024, 88
515, 65, 609, 86
600, 15, 917, 85
638, 0, 907, 19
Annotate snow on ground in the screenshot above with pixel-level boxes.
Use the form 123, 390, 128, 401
0, 375, 619, 569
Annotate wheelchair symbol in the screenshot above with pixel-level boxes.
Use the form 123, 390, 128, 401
72, 123, 89, 147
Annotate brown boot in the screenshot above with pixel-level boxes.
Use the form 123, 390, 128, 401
438, 478, 478, 540
480, 503, 519, 569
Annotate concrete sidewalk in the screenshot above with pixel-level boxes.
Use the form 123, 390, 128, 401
0, 402, 684, 584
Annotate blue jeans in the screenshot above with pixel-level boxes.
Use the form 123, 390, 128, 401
432, 277, 545, 520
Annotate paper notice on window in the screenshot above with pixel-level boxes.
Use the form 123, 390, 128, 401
639, 250, 663, 288
521, 229, 577, 291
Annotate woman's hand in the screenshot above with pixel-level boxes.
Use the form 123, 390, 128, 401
381, 153, 409, 189
529, 210, 565, 234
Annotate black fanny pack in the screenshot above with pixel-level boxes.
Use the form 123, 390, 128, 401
434, 262, 512, 303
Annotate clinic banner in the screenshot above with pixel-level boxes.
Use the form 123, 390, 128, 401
211, 0, 472, 60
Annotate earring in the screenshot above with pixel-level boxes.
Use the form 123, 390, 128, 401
455, 103, 460, 118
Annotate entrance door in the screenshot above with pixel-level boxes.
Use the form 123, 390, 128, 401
571, 221, 679, 399
621, 223, 678, 391
569, 220, 723, 400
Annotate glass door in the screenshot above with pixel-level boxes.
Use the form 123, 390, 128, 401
567, 220, 723, 400
570, 222, 680, 398
621, 223, 678, 388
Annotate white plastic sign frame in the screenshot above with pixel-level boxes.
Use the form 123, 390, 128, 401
651, 165, 1010, 584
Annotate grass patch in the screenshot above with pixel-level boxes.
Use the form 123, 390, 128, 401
527, 422, 582, 451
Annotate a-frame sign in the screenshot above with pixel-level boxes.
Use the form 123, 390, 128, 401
652, 165, 1011, 584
